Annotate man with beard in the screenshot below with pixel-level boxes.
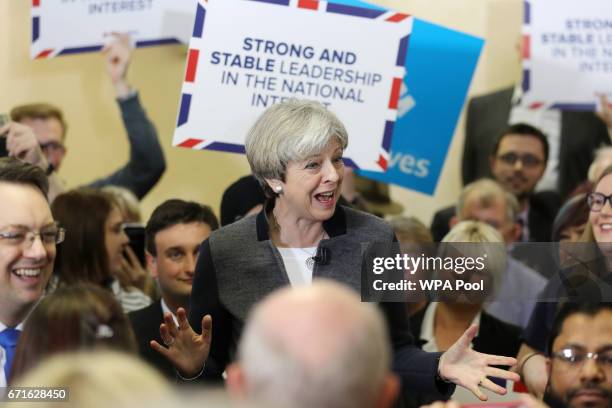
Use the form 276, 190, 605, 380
544, 302, 612, 408
431, 123, 560, 243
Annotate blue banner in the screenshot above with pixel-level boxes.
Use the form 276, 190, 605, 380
337, 0, 483, 195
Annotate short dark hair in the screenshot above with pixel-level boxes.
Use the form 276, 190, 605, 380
491, 123, 549, 164
0, 157, 49, 198
547, 302, 612, 356
145, 199, 219, 256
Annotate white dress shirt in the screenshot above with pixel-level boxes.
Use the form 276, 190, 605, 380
160, 298, 179, 326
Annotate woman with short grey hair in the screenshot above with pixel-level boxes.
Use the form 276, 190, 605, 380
151, 99, 519, 402
245, 99, 348, 198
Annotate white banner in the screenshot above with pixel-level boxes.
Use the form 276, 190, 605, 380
172, 0, 412, 172
30, 0, 196, 59
522, 0, 612, 110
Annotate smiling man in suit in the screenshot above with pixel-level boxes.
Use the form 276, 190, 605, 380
128, 199, 218, 379
0, 158, 58, 386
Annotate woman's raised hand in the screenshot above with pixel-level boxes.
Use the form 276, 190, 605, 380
439, 325, 520, 401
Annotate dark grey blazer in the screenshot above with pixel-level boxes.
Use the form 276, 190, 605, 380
189, 203, 453, 398
462, 86, 609, 198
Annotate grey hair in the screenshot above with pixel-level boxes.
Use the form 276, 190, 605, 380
238, 281, 390, 408
440, 220, 507, 301
388, 216, 433, 243
457, 178, 519, 223
245, 99, 349, 197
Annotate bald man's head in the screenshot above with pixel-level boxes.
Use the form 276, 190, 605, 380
227, 281, 398, 408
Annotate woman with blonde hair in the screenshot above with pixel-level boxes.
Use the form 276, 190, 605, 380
14, 351, 173, 408
409, 221, 520, 359
404, 221, 521, 406
519, 165, 612, 398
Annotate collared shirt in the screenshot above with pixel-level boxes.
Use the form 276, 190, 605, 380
0, 321, 24, 387
419, 303, 481, 353
160, 298, 179, 326
508, 86, 562, 192
110, 280, 152, 314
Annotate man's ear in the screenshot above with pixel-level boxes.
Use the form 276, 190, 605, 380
375, 373, 400, 408
226, 362, 248, 401
146, 251, 158, 279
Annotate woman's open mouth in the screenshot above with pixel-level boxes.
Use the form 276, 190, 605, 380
315, 191, 336, 207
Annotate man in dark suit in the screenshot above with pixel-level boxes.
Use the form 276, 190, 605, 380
0, 158, 57, 387
431, 123, 561, 244
129, 199, 218, 379
462, 86, 610, 199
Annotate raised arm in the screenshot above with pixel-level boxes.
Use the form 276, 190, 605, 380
1, 121, 66, 202
87, 33, 166, 199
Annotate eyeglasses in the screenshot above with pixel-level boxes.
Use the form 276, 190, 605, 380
0, 222, 65, 248
496, 152, 543, 168
552, 347, 612, 371
587, 192, 612, 212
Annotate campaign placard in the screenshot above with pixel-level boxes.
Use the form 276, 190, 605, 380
172, 0, 412, 172
522, 0, 612, 110
359, 17, 483, 195
30, 0, 194, 59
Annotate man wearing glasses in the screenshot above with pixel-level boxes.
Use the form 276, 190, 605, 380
432, 123, 560, 243
1, 33, 165, 202
488, 123, 560, 242
0, 158, 63, 386
545, 302, 612, 408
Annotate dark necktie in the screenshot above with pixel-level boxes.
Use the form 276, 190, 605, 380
516, 217, 528, 242
0, 328, 20, 381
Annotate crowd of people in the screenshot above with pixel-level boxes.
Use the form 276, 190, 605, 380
0, 32, 611, 408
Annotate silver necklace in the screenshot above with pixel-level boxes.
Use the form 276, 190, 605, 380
296, 230, 326, 270
271, 210, 325, 270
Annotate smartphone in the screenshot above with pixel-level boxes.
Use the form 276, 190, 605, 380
0, 113, 9, 158
123, 223, 146, 266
